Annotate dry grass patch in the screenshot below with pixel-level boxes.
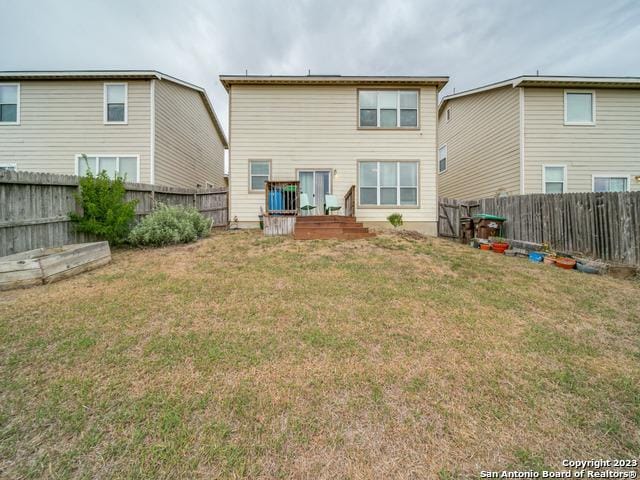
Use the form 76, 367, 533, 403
1, 230, 639, 479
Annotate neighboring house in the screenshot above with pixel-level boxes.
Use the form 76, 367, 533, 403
0, 70, 228, 187
437, 76, 640, 199
221, 75, 449, 234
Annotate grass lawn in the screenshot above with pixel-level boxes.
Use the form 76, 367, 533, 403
1, 230, 639, 479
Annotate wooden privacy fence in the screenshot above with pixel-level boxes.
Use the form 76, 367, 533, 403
0, 170, 228, 257
439, 192, 640, 266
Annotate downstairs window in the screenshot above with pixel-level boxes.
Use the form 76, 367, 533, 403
359, 161, 418, 206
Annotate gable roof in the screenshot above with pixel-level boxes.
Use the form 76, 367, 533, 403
220, 74, 449, 92
439, 75, 640, 113
0, 70, 228, 147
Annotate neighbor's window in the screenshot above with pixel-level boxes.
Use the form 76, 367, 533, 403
359, 161, 418, 206
77, 155, 138, 182
565, 91, 594, 124
446, 108, 451, 122
438, 145, 447, 173
543, 165, 566, 193
104, 83, 127, 123
0, 84, 19, 123
0, 163, 17, 172
358, 90, 418, 128
249, 160, 270, 191
593, 176, 628, 192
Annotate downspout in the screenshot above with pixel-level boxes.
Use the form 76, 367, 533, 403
518, 87, 525, 195
150, 78, 156, 185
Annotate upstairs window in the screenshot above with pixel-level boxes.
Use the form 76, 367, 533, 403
0, 84, 19, 124
438, 145, 447, 173
593, 176, 629, 192
543, 165, 566, 193
249, 160, 270, 191
446, 107, 451, 122
104, 83, 127, 123
565, 90, 594, 125
358, 90, 418, 128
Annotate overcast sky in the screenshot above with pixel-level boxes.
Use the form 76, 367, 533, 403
3, 0, 640, 134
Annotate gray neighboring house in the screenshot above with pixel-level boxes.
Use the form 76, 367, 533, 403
437, 75, 640, 199
0, 70, 228, 188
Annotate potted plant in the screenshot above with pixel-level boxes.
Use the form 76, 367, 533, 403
490, 236, 509, 254
543, 253, 557, 265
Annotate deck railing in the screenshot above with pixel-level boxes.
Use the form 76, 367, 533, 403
344, 185, 356, 217
265, 181, 300, 215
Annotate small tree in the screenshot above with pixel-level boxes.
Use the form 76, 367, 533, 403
70, 156, 137, 244
387, 213, 404, 228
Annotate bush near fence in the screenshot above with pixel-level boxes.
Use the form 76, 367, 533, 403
0, 170, 228, 257
439, 192, 640, 266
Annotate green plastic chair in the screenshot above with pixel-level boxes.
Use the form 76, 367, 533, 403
324, 194, 341, 215
299, 193, 316, 216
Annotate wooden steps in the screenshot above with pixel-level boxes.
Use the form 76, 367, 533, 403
294, 215, 375, 240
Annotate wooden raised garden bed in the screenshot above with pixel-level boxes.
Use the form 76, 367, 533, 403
0, 242, 111, 291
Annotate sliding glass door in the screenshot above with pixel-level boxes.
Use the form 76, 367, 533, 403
298, 170, 331, 215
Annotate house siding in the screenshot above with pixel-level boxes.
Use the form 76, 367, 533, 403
154, 79, 225, 188
524, 87, 640, 192
229, 84, 438, 233
0, 79, 152, 182
437, 85, 521, 199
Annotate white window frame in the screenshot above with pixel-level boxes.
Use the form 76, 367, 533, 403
74, 154, 140, 182
0, 162, 17, 171
249, 159, 271, 193
591, 174, 631, 193
564, 89, 596, 126
438, 144, 447, 174
358, 90, 420, 129
446, 107, 451, 122
358, 160, 419, 208
103, 83, 128, 124
542, 164, 567, 194
0, 83, 20, 125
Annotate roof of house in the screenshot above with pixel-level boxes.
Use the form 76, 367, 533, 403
439, 75, 640, 112
0, 70, 228, 147
219, 74, 450, 92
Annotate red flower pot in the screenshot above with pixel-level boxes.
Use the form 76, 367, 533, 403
491, 242, 509, 254
480, 244, 491, 251
555, 257, 576, 270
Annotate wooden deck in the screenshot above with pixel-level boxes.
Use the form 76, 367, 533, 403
294, 215, 375, 240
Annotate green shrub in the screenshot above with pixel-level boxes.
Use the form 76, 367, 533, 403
70, 164, 137, 245
387, 213, 404, 228
128, 203, 211, 247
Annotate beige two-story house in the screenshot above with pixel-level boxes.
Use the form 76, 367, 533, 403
221, 75, 449, 234
437, 76, 640, 199
0, 70, 227, 187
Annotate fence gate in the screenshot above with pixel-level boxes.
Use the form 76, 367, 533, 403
438, 198, 480, 238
